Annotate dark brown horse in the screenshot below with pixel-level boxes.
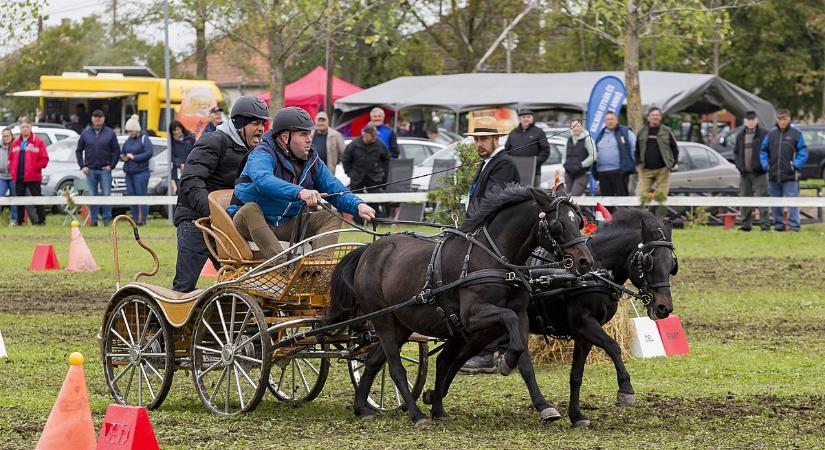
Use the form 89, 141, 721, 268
327, 186, 593, 426
516, 208, 677, 427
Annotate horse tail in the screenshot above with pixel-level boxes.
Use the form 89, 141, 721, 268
325, 244, 369, 326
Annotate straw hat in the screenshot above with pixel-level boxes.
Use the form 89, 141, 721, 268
465, 116, 507, 137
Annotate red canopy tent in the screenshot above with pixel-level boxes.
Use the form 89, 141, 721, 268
257, 66, 362, 120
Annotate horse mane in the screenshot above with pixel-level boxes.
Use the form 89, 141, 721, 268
459, 183, 536, 232
596, 208, 663, 242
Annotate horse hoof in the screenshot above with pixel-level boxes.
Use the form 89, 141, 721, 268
617, 392, 635, 407
414, 418, 432, 428
422, 390, 433, 405
499, 357, 514, 376
573, 419, 591, 428
357, 412, 378, 420
540, 407, 562, 423
432, 413, 450, 422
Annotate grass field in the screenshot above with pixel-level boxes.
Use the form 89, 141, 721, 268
1, 218, 825, 449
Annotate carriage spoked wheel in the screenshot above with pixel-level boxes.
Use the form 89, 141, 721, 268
191, 289, 271, 416
268, 322, 330, 403
101, 294, 174, 410
347, 340, 429, 412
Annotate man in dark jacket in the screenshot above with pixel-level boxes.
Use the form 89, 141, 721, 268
460, 115, 519, 375
75, 109, 120, 226
634, 107, 679, 197
760, 108, 808, 231
503, 108, 550, 187
172, 96, 269, 292
593, 111, 636, 196
734, 111, 770, 231
466, 116, 520, 218
342, 125, 390, 193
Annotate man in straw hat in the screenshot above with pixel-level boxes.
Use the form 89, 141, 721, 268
465, 115, 520, 218
460, 115, 520, 374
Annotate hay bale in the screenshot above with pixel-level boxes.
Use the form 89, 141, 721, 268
528, 301, 633, 365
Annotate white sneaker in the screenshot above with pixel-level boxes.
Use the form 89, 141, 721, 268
9, 221, 17, 227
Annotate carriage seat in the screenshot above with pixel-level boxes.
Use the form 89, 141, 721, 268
132, 282, 204, 301
207, 190, 271, 263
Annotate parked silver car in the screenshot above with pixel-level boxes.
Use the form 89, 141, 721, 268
335, 137, 445, 187
415, 137, 738, 193
41, 136, 170, 210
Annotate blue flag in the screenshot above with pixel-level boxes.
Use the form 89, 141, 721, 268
585, 76, 627, 195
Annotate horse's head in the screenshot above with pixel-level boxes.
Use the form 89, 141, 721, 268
627, 218, 677, 320
530, 187, 593, 276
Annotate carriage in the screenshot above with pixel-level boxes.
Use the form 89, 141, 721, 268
99, 190, 430, 416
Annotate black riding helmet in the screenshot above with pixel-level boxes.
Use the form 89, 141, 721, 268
230, 95, 270, 129
272, 107, 314, 134
272, 107, 314, 152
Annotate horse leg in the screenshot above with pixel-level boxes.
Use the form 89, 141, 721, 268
568, 339, 593, 428
425, 337, 469, 422
514, 310, 562, 423
372, 320, 430, 427
576, 316, 635, 406
352, 345, 387, 418
464, 302, 525, 376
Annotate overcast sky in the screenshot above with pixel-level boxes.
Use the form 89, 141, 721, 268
3, 0, 195, 57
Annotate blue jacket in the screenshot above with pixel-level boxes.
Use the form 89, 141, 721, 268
76, 126, 120, 170
227, 132, 363, 227
760, 125, 808, 183
120, 133, 154, 174
592, 125, 636, 178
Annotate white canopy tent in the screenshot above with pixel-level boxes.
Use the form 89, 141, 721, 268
335, 71, 776, 126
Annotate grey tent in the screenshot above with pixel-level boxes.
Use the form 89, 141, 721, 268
335, 71, 775, 126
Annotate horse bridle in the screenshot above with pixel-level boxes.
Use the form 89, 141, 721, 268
630, 227, 678, 305
537, 195, 589, 266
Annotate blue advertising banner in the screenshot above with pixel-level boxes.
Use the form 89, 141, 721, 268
585, 76, 627, 136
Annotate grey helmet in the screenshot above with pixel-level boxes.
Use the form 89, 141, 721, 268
230, 96, 270, 121
272, 107, 314, 135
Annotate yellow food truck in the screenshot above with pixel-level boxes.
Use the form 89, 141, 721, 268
10, 66, 222, 137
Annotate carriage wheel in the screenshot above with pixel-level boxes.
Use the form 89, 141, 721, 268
347, 340, 429, 411
191, 290, 271, 416
101, 294, 175, 410
268, 323, 330, 403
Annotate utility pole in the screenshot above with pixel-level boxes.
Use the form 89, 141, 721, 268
324, 0, 334, 123
164, 0, 173, 223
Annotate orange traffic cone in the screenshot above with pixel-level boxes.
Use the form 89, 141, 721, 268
36, 352, 96, 450
66, 221, 99, 272
30, 244, 61, 271
200, 260, 218, 278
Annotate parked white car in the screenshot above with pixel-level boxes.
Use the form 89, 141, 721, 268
9, 124, 78, 146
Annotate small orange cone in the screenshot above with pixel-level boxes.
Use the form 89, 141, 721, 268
36, 352, 96, 450
66, 221, 99, 272
30, 244, 61, 271
200, 260, 218, 278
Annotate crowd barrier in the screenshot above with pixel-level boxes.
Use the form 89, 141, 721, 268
2, 194, 825, 208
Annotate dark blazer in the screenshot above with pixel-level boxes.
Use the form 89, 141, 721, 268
466, 152, 520, 217
733, 125, 768, 175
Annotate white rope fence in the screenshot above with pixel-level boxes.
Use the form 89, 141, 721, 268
1, 194, 824, 207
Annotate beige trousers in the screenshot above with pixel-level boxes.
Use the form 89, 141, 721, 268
233, 202, 342, 259
635, 167, 671, 197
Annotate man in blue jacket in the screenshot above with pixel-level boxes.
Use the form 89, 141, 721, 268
592, 111, 636, 196
228, 107, 376, 258
760, 108, 808, 231
75, 109, 120, 226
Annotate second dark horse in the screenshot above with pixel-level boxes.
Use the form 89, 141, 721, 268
326, 185, 593, 426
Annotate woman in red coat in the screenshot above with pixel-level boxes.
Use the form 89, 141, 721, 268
8, 119, 49, 225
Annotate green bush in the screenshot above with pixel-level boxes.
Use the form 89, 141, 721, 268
426, 141, 479, 224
